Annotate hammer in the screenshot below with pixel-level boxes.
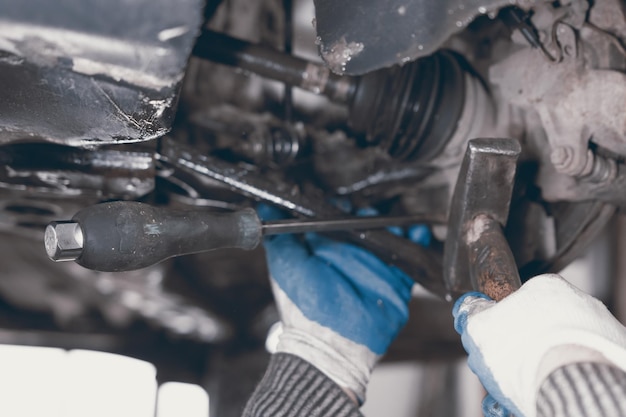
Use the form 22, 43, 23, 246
443, 138, 522, 301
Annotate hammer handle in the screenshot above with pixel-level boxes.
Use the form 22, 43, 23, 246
467, 214, 522, 302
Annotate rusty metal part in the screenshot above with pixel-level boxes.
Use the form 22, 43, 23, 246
159, 138, 447, 297
467, 214, 521, 301
444, 138, 521, 299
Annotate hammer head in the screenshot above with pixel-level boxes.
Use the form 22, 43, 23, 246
443, 138, 521, 299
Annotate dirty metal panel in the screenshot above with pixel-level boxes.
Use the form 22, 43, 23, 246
313, 0, 515, 75
0, 0, 204, 146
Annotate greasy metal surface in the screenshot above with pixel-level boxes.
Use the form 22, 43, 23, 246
0, 142, 156, 238
444, 138, 521, 298
160, 138, 447, 297
311, 131, 434, 195
193, 30, 354, 102
467, 214, 521, 301
313, 0, 517, 74
262, 213, 446, 235
160, 139, 318, 217
0, 0, 204, 145
190, 105, 305, 167
0, 143, 155, 199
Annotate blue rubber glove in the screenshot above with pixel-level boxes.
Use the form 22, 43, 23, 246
481, 394, 510, 417
259, 205, 430, 402
453, 274, 626, 417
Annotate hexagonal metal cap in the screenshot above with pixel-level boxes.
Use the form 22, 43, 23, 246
45, 221, 84, 262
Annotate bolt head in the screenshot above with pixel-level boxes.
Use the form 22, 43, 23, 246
549, 146, 577, 171
44, 221, 84, 261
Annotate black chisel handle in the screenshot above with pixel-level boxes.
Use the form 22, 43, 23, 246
72, 201, 262, 272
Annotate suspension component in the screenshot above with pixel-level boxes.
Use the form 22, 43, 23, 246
190, 107, 306, 167
193, 30, 480, 163
193, 30, 354, 102
348, 51, 466, 162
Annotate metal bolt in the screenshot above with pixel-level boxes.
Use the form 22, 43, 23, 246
550, 146, 575, 171
44, 221, 84, 261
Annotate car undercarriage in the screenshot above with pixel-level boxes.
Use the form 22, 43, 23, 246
0, 0, 625, 415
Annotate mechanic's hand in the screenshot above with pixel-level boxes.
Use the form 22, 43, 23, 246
453, 273, 626, 417
258, 205, 429, 403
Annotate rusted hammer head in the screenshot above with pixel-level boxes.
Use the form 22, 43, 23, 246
443, 138, 522, 301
